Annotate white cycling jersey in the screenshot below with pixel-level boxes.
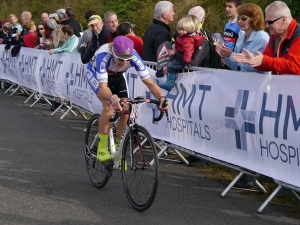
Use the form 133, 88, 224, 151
86, 43, 150, 94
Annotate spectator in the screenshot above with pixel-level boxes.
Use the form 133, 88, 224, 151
56, 8, 68, 25
49, 25, 79, 54
188, 6, 213, 42
1, 22, 19, 52
159, 15, 204, 91
216, 3, 269, 73
52, 24, 66, 49
20, 11, 32, 34
9, 14, 22, 34
0, 20, 6, 43
223, 0, 242, 51
219, 0, 242, 69
18, 11, 32, 44
176, 6, 221, 69
23, 20, 37, 48
233, 0, 300, 75
104, 11, 119, 43
42, 19, 57, 49
79, 15, 110, 64
142, 1, 175, 62
41, 13, 49, 23
117, 22, 143, 56
77, 9, 96, 52
64, 7, 82, 37
35, 22, 48, 49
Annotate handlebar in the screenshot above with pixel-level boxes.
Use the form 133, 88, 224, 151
109, 96, 169, 122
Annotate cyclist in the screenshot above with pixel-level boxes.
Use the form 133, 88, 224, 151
86, 35, 169, 162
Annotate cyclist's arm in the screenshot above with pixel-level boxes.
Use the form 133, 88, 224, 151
142, 77, 169, 110
97, 82, 123, 111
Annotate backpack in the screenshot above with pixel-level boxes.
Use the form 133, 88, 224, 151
199, 29, 222, 69
203, 41, 222, 69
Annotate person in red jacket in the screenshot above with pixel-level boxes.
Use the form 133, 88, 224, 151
159, 15, 205, 91
116, 22, 143, 56
23, 20, 37, 48
233, 1, 300, 75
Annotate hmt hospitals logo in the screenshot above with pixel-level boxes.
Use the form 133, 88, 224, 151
225, 89, 256, 150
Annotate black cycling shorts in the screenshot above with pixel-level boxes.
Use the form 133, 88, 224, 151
108, 73, 128, 99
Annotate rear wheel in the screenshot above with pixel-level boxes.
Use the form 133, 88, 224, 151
85, 114, 110, 188
121, 125, 159, 211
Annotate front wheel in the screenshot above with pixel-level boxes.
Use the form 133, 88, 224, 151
121, 125, 159, 211
85, 114, 110, 188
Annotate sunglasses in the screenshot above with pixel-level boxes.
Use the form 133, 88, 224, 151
265, 16, 283, 25
88, 16, 101, 22
112, 48, 132, 62
38, 28, 44, 30
237, 16, 249, 22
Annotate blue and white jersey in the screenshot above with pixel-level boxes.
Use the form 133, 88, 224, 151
86, 43, 150, 94
223, 18, 240, 51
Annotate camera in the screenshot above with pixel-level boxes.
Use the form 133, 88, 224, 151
11, 28, 18, 37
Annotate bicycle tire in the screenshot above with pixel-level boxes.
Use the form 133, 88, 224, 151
85, 114, 109, 188
121, 125, 159, 211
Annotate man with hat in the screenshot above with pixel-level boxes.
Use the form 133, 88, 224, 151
86, 36, 169, 163
79, 15, 110, 63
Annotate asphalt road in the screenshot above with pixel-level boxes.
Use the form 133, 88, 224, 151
0, 89, 299, 225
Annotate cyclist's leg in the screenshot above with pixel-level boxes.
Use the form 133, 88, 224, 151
86, 65, 113, 162
97, 100, 114, 162
110, 73, 129, 141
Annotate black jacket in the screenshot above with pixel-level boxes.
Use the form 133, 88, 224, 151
65, 17, 82, 38
142, 19, 171, 62
80, 24, 110, 64
1, 30, 20, 50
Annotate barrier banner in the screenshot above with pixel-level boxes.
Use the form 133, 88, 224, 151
59, 53, 102, 113
127, 67, 300, 188
0, 45, 299, 188
0, 49, 21, 85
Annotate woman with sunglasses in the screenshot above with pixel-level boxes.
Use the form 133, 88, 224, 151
216, 3, 269, 73
233, 1, 300, 75
86, 36, 169, 163
35, 22, 48, 49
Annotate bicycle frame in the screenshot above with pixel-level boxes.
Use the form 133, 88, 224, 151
109, 125, 130, 170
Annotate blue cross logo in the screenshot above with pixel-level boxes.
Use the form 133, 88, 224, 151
225, 90, 256, 150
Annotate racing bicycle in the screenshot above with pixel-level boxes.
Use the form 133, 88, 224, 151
84, 96, 168, 211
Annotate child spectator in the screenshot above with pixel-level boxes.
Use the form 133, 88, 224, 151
159, 15, 205, 91
9, 14, 22, 34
